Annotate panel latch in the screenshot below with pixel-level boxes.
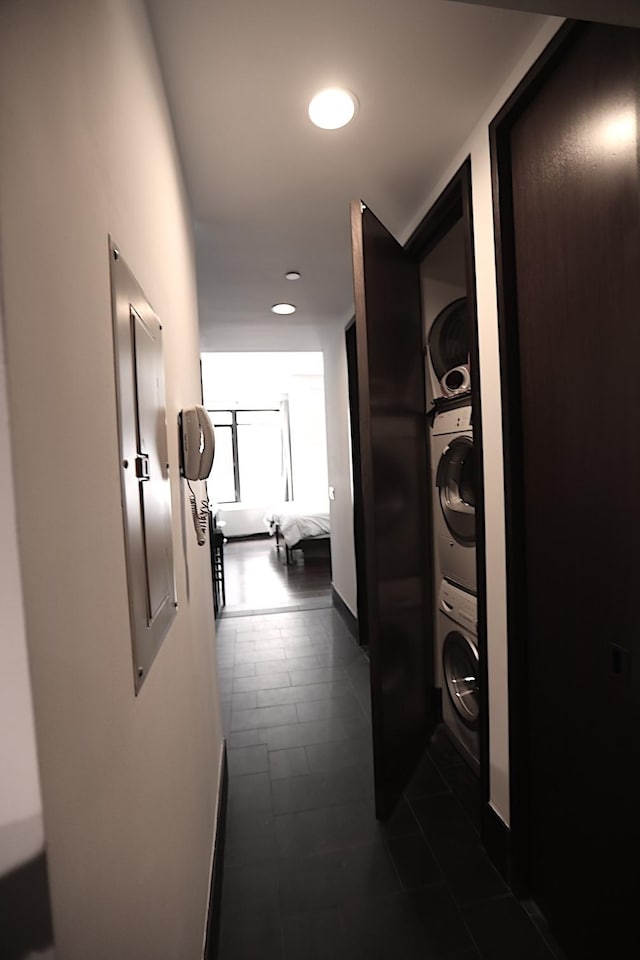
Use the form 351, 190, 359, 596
135, 453, 150, 480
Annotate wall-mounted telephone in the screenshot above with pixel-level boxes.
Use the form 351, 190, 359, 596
179, 406, 215, 546
179, 405, 215, 480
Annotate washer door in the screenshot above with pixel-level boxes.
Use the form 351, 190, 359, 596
436, 435, 475, 544
443, 630, 479, 728
428, 298, 469, 382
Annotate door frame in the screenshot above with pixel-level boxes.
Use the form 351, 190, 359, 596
489, 19, 582, 893
406, 157, 491, 850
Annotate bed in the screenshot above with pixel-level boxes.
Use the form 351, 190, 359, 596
264, 502, 331, 565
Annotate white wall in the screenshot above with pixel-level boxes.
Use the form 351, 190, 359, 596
0, 303, 54, 957
216, 505, 271, 539
401, 14, 564, 825
0, 309, 43, 863
288, 374, 329, 505
322, 324, 358, 616
0, 2, 223, 958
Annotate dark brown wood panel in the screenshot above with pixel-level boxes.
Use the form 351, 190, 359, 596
505, 22, 640, 955
345, 320, 369, 649
351, 202, 432, 819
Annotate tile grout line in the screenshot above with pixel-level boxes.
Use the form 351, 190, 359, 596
404, 791, 487, 958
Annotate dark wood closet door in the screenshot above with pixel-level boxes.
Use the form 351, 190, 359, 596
350, 202, 432, 819
509, 23, 640, 955
345, 321, 369, 650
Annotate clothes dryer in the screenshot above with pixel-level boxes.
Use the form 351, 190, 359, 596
427, 298, 471, 402
437, 579, 480, 772
431, 404, 476, 593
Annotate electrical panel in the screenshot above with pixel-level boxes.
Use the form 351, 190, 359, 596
110, 239, 176, 693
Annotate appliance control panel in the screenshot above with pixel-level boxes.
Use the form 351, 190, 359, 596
432, 404, 472, 436
439, 578, 477, 634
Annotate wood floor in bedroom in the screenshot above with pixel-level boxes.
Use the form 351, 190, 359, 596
221, 536, 332, 615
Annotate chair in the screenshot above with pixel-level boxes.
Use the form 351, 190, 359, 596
208, 514, 226, 617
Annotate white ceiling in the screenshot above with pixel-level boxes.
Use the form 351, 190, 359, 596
451, 0, 640, 28
146, 0, 552, 351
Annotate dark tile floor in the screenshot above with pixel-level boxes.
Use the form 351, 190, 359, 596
215, 606, 562, 959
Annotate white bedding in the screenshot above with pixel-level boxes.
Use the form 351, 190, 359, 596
264, 502, 331, 548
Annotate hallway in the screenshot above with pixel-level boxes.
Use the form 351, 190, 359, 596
215, 606, 561, 960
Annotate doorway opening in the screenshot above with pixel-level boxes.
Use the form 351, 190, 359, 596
201, 351, 332, 616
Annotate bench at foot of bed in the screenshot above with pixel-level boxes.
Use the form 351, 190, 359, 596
275, 529, 330, 566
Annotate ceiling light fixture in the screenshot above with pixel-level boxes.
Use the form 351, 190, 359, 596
285, 271, 301, 281
271, 303, 296, 315
308, 88, 358, 130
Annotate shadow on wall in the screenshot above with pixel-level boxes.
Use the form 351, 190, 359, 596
0, 852, 54, 959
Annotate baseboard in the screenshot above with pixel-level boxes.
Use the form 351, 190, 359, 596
433, 686, 443, 723
225, 532, 270, 541
482, 802, 511, 886
331, 586, 358, 641
203, 740, 228, 960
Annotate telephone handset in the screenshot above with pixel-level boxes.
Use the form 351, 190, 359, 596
179, 405, 215, 480
179, 406, 215, 546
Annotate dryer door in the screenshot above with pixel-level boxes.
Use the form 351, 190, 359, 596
443, 630, 479, 727
428, 298, 469, 383
436, 435, 475, 544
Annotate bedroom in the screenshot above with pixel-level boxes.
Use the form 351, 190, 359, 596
201, 350, 332, 613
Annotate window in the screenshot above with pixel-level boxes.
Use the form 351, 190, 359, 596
208, 408, 292, 505
209, 410, 236, 503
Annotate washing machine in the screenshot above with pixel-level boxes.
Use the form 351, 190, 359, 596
437, 579, 480, 773
431, 403, 476, 593
427, 297, 471, 403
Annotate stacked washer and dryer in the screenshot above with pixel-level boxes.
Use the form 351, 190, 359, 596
427, 297, 480, 774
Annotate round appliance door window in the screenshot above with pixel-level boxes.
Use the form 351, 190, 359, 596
443, 631, 479, 727
436, 435, 475, 544
428, 298, 469, 381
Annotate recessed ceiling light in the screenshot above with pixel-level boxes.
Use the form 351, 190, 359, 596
271, 303, 296, 315
285, 271, 301, 281
308, 88, 358, 130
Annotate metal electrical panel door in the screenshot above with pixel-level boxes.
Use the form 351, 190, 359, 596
110, 239, 176, 693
